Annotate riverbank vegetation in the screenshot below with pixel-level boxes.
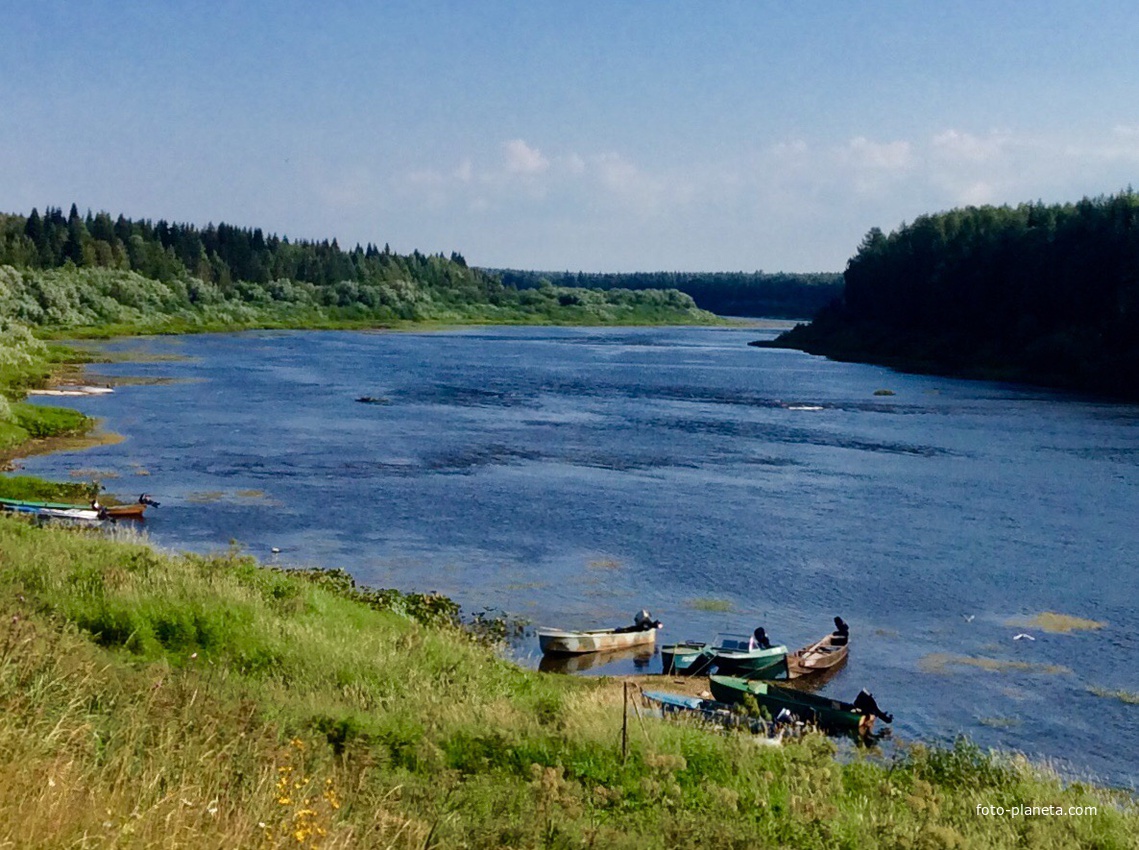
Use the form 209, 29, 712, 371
763, 191, 1139, 400
0, 208, 717, 334
494, 268, 842, 319
0, 320, 93, 458
0, 514, 1134, 849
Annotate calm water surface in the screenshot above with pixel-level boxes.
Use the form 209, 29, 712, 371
22, 326, 1139, 788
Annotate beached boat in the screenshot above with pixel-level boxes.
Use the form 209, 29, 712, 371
0, 501, 105, 523
641, 690, 771, 736
537, 625, 659, 655
660, 640, 713, 675
662, 633, 788, 678
0, 494, 156, 520
103, 501, 149, 519
708, 675, 891, 735
786, 632, 849, 679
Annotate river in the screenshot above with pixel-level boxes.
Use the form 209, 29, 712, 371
19, 325, 1139, 788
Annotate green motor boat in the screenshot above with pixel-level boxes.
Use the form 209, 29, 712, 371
661, 633, 788, 679
708, 675, 892, 735
709, 633, 789, 679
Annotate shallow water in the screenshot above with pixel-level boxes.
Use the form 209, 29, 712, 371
21, 326, 1139, 788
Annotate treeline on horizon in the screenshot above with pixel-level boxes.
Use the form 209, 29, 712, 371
491, 268, 843, 318
0, 205, 709, 329
770, 191, 1139, 400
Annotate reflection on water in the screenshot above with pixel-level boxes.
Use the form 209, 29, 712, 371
19, 326, 1139, 789
538, 645, 657, 674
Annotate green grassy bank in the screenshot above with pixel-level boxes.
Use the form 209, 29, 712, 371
0, 515, 1135, 849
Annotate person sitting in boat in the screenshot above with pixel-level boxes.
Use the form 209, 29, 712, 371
752, 627, 772, 650
831, 616, 850, 646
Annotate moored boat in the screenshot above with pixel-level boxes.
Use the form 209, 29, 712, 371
708, 675, 892, 735
641, 690, 771, 736
538, 609, 663, 656
0, 493, 157, 520
661, 632, 789, 678
786, 632, 849, 679
660, 640, 712, 675
710, 634, 789, 678
0, 501, 105, 523
537, 626, 658, 655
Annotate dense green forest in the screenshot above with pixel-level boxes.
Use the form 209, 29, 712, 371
491, 269, 842, 318
0, 206, 714, 332
764, 191, 1139, 400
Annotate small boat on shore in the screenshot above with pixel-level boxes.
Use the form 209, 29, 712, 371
538, 609, 663, 656
662, 633, 788, 679
0, 501, 105, 523
641, 690, 772, 736
708, 675, 892, 736
0, 493, 158, 521
660, 640, 713, 675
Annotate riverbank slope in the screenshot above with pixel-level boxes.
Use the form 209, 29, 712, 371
0, 514, 1133, 849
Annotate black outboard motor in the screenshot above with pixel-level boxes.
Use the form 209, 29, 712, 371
139, 494, 161, 507
853, 689, 893, 723
616, 609, 663, 633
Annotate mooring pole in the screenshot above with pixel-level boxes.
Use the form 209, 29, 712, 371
621, 681, 629, 763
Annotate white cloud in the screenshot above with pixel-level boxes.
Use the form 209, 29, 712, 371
844, 137, 914, 171
503, 139, 549, 175
931, 129, 1011, 163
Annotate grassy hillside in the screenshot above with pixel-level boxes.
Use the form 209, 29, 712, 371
0, 514, 1134, 849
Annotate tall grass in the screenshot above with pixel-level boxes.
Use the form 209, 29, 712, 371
0, 514, 1135, 848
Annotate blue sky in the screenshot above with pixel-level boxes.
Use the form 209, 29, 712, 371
4, 1, 1139, 272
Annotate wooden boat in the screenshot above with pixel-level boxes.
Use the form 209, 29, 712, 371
708, 675, 891, 736
104, 502, 148, 519
537, 625, 659, 655
786, 632, 849, 679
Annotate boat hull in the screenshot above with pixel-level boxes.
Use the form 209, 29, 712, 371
537, 627, 657, 655
660, 642, 712, 675
787, 633, 848, 679
708, 675, 873, 735
104, 503, 147, 519
712, 645, 789, 679
0, 503, 104, 523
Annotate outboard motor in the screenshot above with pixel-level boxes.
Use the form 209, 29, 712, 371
853, 689, 893, 723
139, 493, 161, 507
632, 609, 663, 631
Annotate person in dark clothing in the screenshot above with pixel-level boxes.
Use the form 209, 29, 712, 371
753, 627, 772, 650
832, 616, 849, 646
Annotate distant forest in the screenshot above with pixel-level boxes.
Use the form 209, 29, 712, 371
491, 269, 842, 319
765, 191, 1139, 400
0, 206, 712, 330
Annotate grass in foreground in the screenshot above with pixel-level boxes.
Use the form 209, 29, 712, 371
0, 515, 1136, 849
